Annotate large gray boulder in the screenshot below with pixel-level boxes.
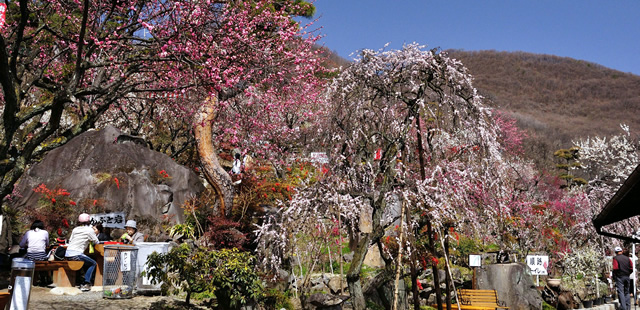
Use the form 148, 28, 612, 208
12, 125, 205, 233
476, 263, 543, 310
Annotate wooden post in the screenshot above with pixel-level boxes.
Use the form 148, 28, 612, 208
472, 267, 477, 289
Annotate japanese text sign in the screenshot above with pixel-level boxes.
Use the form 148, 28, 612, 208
121, 251, 131, 271
90, 212, 126, 229
526, 255, 549, 275
310, 152, 329, 164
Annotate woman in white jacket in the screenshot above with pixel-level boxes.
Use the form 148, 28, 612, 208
19, 220, 49, 261
65, 213, 99, 292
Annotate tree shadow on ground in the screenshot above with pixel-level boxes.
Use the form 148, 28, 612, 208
149, 299, 211, 310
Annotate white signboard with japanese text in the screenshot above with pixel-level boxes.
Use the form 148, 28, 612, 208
90, 212, 126, 229
309, 152, 329, 164
121, 251, 131, 272
526, 255, 549, 275
469, 254, 482, 267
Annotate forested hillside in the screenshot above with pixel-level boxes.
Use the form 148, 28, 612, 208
446, 50, 640, 168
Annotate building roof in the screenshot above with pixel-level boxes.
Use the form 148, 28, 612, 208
593, 164, 640, 242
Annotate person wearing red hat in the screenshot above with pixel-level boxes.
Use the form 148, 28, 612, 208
65, 213, 99, 292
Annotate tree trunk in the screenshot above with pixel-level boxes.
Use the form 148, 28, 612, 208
193, 98, 234, 217
444, 229, 452, 310
347, 273, 366, 310
348, 196, 387, 310
427, 220, 443, 310
415, 115, 443, 309
347, 231, 370, 310
393, 202, 406, 310
408, 217, 420, 310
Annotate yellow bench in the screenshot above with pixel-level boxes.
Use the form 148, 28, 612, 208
434, 289, 509, 310
35, 261, 84, 287
456, 289, 509, 310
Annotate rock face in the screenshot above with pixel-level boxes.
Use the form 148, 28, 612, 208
12, 126, 205, 231
363, 245, 385, 268
476, 263, 543, 310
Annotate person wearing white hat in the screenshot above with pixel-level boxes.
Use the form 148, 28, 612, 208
613, 246, 633, 310
120, 220, 144, 245
65, 213, 99, 292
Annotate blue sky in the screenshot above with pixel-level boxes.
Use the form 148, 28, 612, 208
309, 1, 640, 75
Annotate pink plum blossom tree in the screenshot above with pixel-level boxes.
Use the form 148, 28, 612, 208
0, 0, 326, 213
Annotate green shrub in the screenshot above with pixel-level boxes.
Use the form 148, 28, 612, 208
145, 244, 263, 309
263, 288, 294, 310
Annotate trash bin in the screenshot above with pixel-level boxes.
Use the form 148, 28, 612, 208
102, 245, 138, 299
8, 258, 35, 310
135, 242, 172, 294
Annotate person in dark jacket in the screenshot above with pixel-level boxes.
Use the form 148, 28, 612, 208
0, 209, 12, 269
613, 246, 633, 310
92, 223, 111, 242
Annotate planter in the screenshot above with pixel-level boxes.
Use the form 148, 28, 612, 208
593, 297, 603, 305
582, 300, 593, 308
547, 278, 561, 288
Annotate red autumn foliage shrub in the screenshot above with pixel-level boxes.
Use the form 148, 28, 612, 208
201, 216, 247, 250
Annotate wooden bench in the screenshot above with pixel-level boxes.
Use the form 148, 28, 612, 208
0, 292, 10, 309
35, 261, 84, 287
456, 289, 509, 310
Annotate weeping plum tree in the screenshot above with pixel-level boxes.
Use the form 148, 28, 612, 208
0, 0, 326, 213
256, 44, 511, 310
575, 124, 640, 240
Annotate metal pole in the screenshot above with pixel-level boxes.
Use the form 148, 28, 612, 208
634, 243, 637, 309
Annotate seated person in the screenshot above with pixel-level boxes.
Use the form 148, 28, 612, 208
19, 220, 49, 261
120, 220, 144, 245
65, 213, 99, 292
93, 223, 111, 242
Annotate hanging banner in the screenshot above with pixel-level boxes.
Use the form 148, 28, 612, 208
374, 148, 382, 160
90, 212, 126, 229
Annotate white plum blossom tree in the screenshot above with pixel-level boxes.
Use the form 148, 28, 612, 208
256, 44, 513, 310
575, 124, 640, 241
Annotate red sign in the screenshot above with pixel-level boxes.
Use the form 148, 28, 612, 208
0, 4, 6, 28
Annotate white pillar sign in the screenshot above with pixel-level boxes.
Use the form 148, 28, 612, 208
526, 255, 549, 275
121, 251, 131, 272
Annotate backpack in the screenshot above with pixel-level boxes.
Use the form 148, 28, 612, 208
53, 246, 67, 261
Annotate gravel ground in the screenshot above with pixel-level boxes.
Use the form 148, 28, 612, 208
0, 269, 209, 309
1, 286, 209, 310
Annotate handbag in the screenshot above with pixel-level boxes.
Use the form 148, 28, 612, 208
53, 246, 67, 261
